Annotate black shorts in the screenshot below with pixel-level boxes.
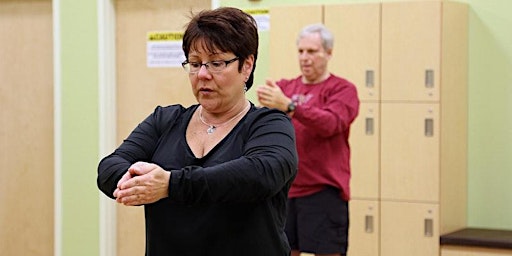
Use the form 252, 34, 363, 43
285, 186, 349, 255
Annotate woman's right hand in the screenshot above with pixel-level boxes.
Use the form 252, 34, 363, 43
114, 161, 170, 206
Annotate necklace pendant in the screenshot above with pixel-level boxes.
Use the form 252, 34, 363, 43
207, 125, 216, 134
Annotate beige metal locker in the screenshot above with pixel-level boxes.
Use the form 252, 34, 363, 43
325, 5, 382, 255
380, 103, 440, 202
380, 201, 439, 256
269, 5, 323, 80
379, 1, 468, 256
379, 0, 469, 225
325, 3, 381, 102
381, 1, 442, 102
349, 200, 380, 256
349, 102, 380, 200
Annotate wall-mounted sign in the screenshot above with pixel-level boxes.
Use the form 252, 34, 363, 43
147, 31, 185, 68
244, 9, 270, 32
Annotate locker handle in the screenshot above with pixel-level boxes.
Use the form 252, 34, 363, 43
425, 69, 434, 88
424, 218, 433, 237
365, 70, 374, 88
365, 117, 374, 135
365, 215, 374, 233
424, 118, 434, 137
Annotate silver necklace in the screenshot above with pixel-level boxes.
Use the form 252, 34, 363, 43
198, 104, 250, 134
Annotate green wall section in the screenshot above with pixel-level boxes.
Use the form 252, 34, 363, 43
221, 0, 512, 229
463, 0, 512, 229
59, 0, 99, 255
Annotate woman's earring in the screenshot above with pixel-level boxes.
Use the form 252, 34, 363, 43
243, 76, 249, 92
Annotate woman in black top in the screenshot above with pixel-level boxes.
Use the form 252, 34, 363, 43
97, 7, 298, 256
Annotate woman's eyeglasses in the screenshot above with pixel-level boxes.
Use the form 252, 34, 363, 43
181, 57, 239, 74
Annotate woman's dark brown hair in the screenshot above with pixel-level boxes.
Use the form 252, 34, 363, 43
182, 7, 259, 90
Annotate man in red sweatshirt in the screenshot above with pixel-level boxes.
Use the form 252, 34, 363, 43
257, 23, 359, 256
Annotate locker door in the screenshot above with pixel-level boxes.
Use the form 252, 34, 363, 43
349, 200, 380, 256
381, 201, 439, 256
381, 1, 441, 102
349, 103, 380, 199
115, 1, 209, 255
324, 3, 381, 102
0, 1, 54, 255
269, 5, 322, 79
380, 103, 440, 202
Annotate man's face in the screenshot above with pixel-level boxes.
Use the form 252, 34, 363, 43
297, 32, 332, 84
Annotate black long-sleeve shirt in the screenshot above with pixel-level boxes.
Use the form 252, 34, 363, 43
97, 103, 298, 256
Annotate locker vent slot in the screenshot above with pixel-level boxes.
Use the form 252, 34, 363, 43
425, 118, 434, 137
424, 218, 434, 237
366, 70, 374, 88
425, 69, 434, 88
365, 118, 374, 135
365, 215, 374, 233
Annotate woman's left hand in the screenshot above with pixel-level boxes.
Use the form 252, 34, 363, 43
114, 161, 170, 206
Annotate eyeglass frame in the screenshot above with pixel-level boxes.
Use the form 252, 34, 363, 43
181, 56, 240, 74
